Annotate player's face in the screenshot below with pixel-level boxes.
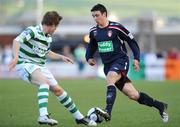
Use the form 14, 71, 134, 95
92, 11, 107, 26
47, 25, 57, 35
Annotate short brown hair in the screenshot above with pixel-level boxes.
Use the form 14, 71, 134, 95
91, 4, 107, 17
41, 11, 62, 26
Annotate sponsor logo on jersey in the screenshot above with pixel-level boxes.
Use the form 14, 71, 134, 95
97, 41, 114, 53
107, 30, 112, 37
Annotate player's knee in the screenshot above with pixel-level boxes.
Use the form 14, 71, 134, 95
53, 89, 61, 96
52, 86, 64, 96
107, 71, 117, 78
128, 92, 139, 101
106, 72, 119, 84
31, 77, 50, 85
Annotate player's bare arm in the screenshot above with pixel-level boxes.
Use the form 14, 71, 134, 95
8, 39, 20, 71
47, 50, 74, 64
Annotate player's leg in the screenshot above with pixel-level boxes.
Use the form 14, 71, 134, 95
115, 76, 131, 91
42, 67, 96, 126
121, 81, 140, 100
51, 85, 84, 119
137, 91, 168, 123
49, 85, 96, 126
96, 64, 123, 121
30, 69, 58, 126
121, 81, 168, 123
105, 71, 121, 116
15, 63, 57, 126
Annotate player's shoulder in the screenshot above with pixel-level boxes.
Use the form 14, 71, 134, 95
27, 25, 37, 30
109, 21, 129, 34
25, 25, 38, 34
27, 24, 45, 37
89, 25, 97, 33
109, 21, 122, 26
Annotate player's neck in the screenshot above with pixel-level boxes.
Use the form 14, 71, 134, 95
99, 20, 109, 28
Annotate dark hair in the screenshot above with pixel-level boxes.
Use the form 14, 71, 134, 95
91, 4, 107, 16
41, 11, 62, 26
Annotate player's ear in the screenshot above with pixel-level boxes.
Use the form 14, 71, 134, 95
103, 12, 107, 17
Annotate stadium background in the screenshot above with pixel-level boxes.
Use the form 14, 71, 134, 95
0, 0, 180, 127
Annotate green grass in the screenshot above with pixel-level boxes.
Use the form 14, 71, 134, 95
0, 78, 180, 127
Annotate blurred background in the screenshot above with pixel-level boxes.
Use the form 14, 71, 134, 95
0, 0, 180, 80
1, 1, 180, 127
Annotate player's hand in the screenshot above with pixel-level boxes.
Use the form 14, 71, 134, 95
88, 58, 96, 66
8, 58, 18, 71
61, 56, 74, 64
133, 59, 140, 71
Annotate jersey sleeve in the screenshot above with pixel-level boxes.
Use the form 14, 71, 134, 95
85, 31, 98, 61
117, 24, 140, 61
15, 27, 35, 43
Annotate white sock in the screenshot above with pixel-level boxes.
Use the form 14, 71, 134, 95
38, 84, 49, 116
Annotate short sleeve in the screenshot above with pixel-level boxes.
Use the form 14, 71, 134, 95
15, 28, 35, 43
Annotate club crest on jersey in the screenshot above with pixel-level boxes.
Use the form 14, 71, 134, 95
107, 30, 112, 37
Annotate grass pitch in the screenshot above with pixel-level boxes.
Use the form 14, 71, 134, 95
0, 78, 180, 127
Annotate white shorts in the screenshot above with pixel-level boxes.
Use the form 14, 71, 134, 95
15, 62, 58, 86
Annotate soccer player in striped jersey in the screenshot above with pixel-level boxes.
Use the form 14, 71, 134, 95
86, 4, 169, 123
8, 11, 96, 126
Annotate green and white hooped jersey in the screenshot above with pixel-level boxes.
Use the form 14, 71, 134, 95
15, 24, 52, 65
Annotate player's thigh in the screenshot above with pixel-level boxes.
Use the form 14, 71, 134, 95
40, 67, 64, 95
30, 68, 49, 85
105, 63, 124, 84
106, 71, 121, 85
40, 66, 59, 87
15, 63, 44, 84
122, 82, 139, 100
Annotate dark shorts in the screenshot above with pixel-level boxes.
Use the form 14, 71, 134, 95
104, 59, 131, 91
103, 59, 129, 76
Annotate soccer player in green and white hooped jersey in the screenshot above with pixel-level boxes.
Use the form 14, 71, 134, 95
8, 11, 96, 126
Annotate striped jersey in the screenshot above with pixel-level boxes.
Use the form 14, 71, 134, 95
86, 21, 140, 64
15, 24, 52, 65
